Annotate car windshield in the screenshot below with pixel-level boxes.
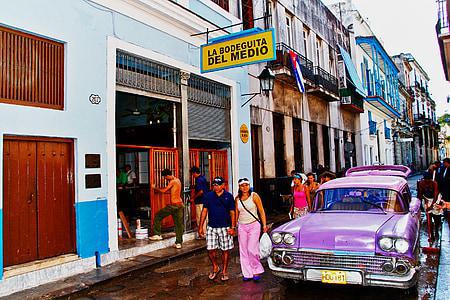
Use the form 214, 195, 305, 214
313, 188, 405, 213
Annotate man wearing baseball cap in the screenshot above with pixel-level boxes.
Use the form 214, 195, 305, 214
198, 176, 236, 282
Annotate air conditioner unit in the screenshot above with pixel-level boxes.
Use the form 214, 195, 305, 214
341, 96, 352, 104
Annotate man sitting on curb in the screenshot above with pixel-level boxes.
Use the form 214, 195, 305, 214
149, 169, 184, 249
199, 176, 236, 282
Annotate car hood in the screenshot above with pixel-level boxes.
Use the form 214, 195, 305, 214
297, 213, 394, 252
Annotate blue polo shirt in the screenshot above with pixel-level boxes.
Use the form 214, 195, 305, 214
194, 175, 209, 205
203, 190, 235, 228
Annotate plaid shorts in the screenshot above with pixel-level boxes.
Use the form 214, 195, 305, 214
206, 226, 234, 251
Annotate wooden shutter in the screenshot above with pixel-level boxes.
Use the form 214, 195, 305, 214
242, 0, 254, 29
211, 0, 229, 11
0, 26, 64, 109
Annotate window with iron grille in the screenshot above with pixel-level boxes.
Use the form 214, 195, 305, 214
0, 26, 65, 110
211, 0, 229, 11
116, 50, 181, 98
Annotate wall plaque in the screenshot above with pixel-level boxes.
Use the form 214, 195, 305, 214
85, 174, 101, 189
85, 154, 101, 168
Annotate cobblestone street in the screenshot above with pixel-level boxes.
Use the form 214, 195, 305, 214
66, 175, 444, 300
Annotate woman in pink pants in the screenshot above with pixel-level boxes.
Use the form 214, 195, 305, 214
235, 178, 268, 282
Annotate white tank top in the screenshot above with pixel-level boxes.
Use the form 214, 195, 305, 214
238, 193, 259, 224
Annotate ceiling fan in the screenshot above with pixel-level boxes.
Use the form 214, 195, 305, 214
121, 96, 144, 117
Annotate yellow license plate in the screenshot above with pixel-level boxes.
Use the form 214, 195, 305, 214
321, 270, 347, 284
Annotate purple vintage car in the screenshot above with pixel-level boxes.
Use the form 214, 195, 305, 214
268, 165, 420, 289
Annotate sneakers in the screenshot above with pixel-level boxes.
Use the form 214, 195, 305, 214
174, 243, 182, 249
149, 235, 163, 241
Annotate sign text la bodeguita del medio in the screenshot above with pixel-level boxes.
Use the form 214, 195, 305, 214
201, 28, 276, 73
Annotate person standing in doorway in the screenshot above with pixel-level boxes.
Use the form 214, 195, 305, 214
190, 166, 209, 239
122, 164, 137, 219
235, 178, 268, 282
125, 164, 137, 185
198, 176, 235, 282
149, 169, 184, 249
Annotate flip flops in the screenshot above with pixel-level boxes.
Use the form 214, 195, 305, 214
208, 268, 221, 280
221, 273, 229, 281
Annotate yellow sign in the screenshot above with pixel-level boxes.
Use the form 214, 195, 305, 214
240, 124, 249, 143
201, 29, 276, 73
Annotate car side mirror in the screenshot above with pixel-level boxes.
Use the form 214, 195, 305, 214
409, 197, 421, 214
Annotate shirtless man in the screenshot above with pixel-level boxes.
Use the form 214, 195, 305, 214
149, 169, 184, 249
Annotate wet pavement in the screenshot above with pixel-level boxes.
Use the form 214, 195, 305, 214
64, 174, 444, 300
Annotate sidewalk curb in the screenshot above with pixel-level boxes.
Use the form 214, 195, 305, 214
5, 215, 289, 299
4, 241, 207, 300
64, 216, 289, 298
64, 242, 207, 299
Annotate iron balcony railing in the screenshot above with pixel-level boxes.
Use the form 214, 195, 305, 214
414, 113, 426, 123
407, 86, 415, 97
314, 66, 339, 95
270, 43, 315, 82
369, 120, 377, 135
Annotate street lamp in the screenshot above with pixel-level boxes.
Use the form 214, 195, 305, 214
258, 66, 275, 95
241, 66, 275, 107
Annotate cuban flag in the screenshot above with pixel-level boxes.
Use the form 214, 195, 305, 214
289, 50, 305, 93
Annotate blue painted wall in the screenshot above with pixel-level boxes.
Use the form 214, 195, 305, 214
75, 199, 109, 259
189, 0, 233, 28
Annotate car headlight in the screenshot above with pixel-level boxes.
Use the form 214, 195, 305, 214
394, 238, 409, 254
271, 232, 283, 244
379, 237, 394, 251
283, 233, 296, 245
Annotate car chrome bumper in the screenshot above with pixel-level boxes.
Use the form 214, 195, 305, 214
268, 257, 419, 289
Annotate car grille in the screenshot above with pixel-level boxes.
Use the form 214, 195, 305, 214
290, 251, 392, 274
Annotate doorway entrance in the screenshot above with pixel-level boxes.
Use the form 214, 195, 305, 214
116, 91, 180, 237
189, 148, 228, 224
3, 137, 76, 267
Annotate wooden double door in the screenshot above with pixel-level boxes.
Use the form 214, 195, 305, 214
3, 137, 76, 267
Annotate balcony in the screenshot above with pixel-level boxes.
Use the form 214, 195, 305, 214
413, 113, 433, 126
385, 127, 391, 139
269, 43, 315, 85
369, 120, 377, 135
311, 66, 339, 98
340, 86, 364, 113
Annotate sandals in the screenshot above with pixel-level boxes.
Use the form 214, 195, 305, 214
220, 273, 229, 281
208, 268, 221, 280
